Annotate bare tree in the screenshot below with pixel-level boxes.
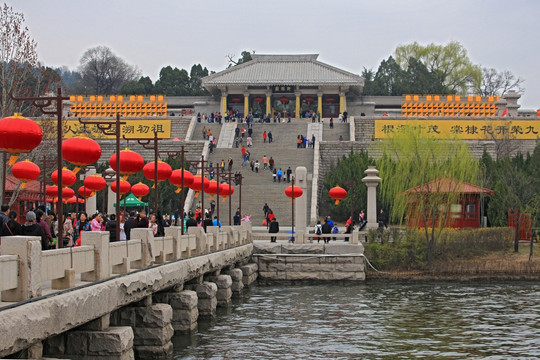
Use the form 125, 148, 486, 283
78, 46, 140, 94
0, 3, 38, 117
476, 67, 525, 96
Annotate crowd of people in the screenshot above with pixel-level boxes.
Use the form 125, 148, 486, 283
0, 204, 182, 250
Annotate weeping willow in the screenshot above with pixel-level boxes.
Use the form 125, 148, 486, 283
375, 126, 479, 264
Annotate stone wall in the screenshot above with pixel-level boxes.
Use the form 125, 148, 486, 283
253, 243, 365, 281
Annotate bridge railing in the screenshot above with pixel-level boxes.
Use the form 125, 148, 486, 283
0, 222, 252, 303
252, 230, 359, 243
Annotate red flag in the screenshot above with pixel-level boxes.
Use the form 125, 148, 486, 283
501, 108, 508, 117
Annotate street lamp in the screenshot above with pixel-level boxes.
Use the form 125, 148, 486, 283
79, 114, 126, 242
10, 88, 69, 246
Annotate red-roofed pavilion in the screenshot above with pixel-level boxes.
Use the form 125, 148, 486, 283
404, 177, 493, 229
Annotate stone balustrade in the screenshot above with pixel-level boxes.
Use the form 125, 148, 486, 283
252, 231, 359, 244
0, 223, 252, 303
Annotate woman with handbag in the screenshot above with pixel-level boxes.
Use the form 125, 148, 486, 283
63, 213, 75, 247
1, 210, 22, 236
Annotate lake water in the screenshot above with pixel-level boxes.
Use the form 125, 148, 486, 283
172, 281, 540, 359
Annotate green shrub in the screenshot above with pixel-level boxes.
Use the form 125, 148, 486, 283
364, 229, 427, 270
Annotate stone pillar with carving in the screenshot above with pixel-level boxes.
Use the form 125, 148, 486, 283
362, 166, 382, 230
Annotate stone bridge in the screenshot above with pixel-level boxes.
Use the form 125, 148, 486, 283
0, 224, 257, 359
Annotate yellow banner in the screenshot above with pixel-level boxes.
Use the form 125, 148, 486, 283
374, 119, 540, 140
40, 120, 171, 139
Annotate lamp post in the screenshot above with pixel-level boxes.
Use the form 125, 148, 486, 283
102, 167, 116, 214
10, 87, 69, 246
79, 114, 126, 242
39, 155, 57, 209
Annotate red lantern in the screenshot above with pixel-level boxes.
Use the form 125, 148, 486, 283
204, 180, 219, 200
131, 182, 150, 200
109, 148, 144, 176
304, 97, 314, 104
51, 168, 77, 187
329, 186, 347, 205
143, 160, 172, 183
62, 136, 102, 174
111, 180, 131, 194
169, 169, 194, 193
230, 97, 242, 103
326, 97, 336, 103
78, 186, 94, 198
219, 183, 234, 202
253, 97, 264, 104
62, 187, 75, 199
46, 185, 59, 198
84, 174, 106, 192
11, 160, 40, 189
189, 174, 209, 198
285, 185, 303, 200
279, 96, 289, 104
67, 196, 85, 204
0, 113, 43, 165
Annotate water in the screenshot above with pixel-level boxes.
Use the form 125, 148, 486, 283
172, 281, 540, 359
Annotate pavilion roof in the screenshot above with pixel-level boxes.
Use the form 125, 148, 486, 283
202, 54, 364, 88
4, 174, 53, 201
404, 177, 494, 195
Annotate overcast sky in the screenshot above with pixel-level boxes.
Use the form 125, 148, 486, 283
10, 0, 540, 109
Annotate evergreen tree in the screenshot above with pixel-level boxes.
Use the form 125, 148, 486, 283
322, 149, 375, 221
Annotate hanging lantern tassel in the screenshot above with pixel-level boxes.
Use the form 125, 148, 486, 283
194, 191, 200, 197
20, 181, 27, 189
122, 176, 128, 181
175, 187, 181, 194
152, 183, 155, 189
335, 199, 340, 205
90, 192, 95, 197
72, 166, 81, 175
209, 195, 214, 200
222, 196, 227, 202
8, 154, 19, 166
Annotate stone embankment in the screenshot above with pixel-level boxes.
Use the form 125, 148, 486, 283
253, 243, 365, 281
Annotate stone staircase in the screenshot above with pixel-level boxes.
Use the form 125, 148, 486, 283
192, 120, 316, 226
322, 122, 350, 141
190, 122, 222, 142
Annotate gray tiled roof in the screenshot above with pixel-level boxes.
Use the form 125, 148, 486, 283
202, 54, 363, 87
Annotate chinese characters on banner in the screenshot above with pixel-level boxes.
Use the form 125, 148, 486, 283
40, 120, 172, 139
374, 120, 540, 140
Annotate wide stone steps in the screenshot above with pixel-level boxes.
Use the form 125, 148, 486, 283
323, 122, 350, 141
193, 121, 315, 226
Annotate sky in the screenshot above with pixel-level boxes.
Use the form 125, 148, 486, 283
9, 0, 540, 109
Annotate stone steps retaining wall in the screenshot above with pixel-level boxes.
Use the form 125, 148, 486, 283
253, 243, 365, 281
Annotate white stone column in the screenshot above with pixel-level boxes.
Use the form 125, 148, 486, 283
362, 166, 381, 230
84, 167, 97, 215
294, 167, 308, 243
106, 174, 116, 215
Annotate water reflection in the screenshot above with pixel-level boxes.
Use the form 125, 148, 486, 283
173, 281, 540, 359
